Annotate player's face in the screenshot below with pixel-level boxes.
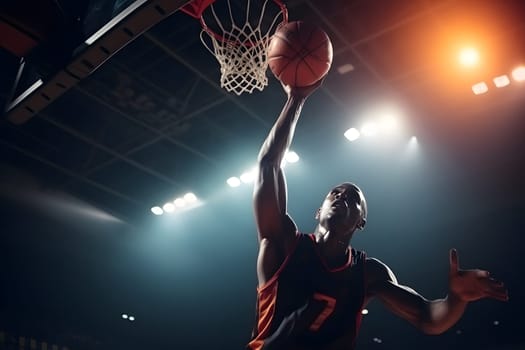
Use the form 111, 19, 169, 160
317, 183, 366, 232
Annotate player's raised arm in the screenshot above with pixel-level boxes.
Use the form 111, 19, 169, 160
253, 83, 322, 245
365, 249, 508, 335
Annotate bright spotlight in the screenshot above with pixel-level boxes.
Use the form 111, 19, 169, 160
240, 170, 255, 183
344, 128, 360, 141
471, 82, 488, 95
163, 202, 175, 213
151, 206, 163, 215
174, 198, 186, 207
379, 115, 400, 133
128, 316, 135, 321
361, 309, 369, 315
285, 151, 299, 163
459, 47, 479, 67
227, 177, 241, 187
512, 66, 525, 81
493, 75, 510, 88
404, 136, 419, 157
122, 314, 129, 319
361, 123, 378, 136
184, 192, 197, 203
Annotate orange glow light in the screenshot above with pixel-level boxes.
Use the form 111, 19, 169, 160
459, 48, 479, 67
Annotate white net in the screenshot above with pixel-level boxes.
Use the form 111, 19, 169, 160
199, 0, 287, 95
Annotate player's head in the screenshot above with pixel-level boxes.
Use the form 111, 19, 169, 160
315, 182, 367, 234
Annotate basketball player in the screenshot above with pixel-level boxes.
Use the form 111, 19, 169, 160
247, 81, 509, 350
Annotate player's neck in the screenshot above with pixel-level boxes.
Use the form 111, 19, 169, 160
314, 228, 351, 267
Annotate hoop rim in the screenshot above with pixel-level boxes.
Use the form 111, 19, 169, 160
181, 0, 288, 45
180, 0, 216, 19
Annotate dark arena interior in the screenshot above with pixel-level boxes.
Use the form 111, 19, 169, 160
0, 0, 524, 349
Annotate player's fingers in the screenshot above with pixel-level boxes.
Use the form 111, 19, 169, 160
486, 283, 507, 294
488, 278, 504, 287
485, 290, 509, 301
476, 270, 490, 278
485, 283, 507, 292
449, 249, 459, 273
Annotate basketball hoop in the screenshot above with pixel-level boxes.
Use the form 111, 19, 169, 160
182, 0, 288, 95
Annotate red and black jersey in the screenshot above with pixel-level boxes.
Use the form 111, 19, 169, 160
248, 234, 367, 350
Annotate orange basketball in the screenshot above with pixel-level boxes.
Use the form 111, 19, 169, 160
268, 21, 333, 87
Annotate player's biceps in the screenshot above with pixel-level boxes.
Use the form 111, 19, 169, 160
254, 191, 284, 237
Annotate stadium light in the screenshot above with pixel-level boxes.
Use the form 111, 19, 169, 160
240, 170, 255, 183
361, 122, 378, 136
174, 198, 186, 207
379, 115, 400, 133
512, 66, 525, 81
458, 47, 479, 67
151, 206, 163, 215
472, 82, 488, 95
184, 192, 197, 203
285, 151, 300, 163
227, 177, 241, 187
163, 202, 175, 213
344, 128, 360, 141
493, 75, 510, 88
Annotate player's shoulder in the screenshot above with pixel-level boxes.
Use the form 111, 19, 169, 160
365, 257, 397, 284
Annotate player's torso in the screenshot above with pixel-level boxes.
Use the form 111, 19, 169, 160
251, 234, 366, 350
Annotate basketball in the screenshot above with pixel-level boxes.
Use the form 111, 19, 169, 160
268, 21, 333, 87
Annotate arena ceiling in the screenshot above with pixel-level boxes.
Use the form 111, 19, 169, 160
1, 1, 523, 349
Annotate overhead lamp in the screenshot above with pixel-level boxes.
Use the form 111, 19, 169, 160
493, 75, 510, 88
227, 177, 241, 187
512, 66, 525, 81
344, 128, 360, 141
151, 206, 163, 215
471, 82, 488, 95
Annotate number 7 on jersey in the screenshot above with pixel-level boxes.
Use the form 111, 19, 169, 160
309, 293, 337, 331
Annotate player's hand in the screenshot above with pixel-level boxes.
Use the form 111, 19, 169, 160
448, 249, 508, 302
282, 78, 324, 99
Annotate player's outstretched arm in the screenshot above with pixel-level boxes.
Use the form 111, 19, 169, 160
365, 249, 508, 335
253, 82, 322, 245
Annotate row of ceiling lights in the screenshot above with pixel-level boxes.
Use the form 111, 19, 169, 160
472, 66, 525, 95
149, 114, 410, 216
226, 151, 300, 188
150, 192, 199, 216
149, 151, 300, 215
343, 115, 407, 142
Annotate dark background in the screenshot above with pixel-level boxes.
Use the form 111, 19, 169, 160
1, 0, 524, 349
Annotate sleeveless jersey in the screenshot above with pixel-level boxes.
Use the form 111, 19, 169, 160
247, 234, 367, 350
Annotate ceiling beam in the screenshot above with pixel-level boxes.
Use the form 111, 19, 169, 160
59, 95, 228, 188
75, 84, 219, 165
40, 112, 188, 188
